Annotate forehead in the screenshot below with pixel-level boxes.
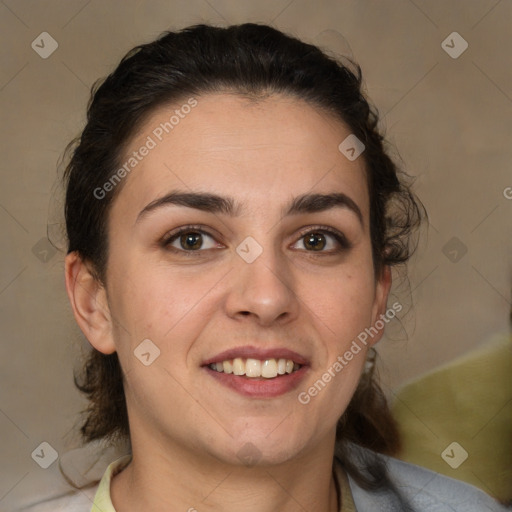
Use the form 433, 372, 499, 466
113, 92, 368, 221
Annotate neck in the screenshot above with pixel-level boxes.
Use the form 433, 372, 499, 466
110, 430, 339, 512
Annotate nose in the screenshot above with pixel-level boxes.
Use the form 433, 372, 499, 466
224, 243, 299, 327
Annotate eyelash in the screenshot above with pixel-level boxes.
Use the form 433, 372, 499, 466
161, 225, 221, 257
296, 225, 352, 252
161, 224, 351, 257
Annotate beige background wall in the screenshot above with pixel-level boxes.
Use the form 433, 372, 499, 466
1, 0, 510, 506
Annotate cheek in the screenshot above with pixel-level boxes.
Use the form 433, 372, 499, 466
307, 267, 376, 339
107, 261, 221, 348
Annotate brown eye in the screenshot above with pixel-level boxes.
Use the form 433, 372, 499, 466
180, 232, 203, 250
303, 232, 326, 251
163, 228, 219, 253
292, 227, 351, 253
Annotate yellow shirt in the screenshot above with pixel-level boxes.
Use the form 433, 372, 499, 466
91, 455, 356, 512
90, 455, 130, 512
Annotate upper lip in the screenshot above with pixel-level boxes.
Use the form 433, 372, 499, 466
202, 346, 310, 366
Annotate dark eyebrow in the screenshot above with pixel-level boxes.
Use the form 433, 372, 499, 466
285, 192, 363, 225
136, 190, 363, 226
136, 191, 239, 223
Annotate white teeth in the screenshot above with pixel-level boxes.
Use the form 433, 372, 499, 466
245, 358, 261, 377
222, 360, 233, 374
208, 358, 301, 378
261, 359, 278, 378
232, 357, 245, 376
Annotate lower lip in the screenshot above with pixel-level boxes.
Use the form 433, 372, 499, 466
203, 366, 309, 398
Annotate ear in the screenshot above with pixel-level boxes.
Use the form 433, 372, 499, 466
368, 264, 392, 347
64, 251, 116, 354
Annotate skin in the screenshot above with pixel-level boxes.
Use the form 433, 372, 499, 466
65, 92, 391, 512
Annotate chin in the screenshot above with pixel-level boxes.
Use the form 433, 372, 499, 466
211, 429, 310, 468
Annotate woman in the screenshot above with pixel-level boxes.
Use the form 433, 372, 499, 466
30, 23, 508, 511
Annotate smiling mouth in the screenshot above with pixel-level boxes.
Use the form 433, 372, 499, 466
208, 358, 302, 379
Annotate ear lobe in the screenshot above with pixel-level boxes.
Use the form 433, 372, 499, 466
64, 252, 116, 355
368, 265, 392, 347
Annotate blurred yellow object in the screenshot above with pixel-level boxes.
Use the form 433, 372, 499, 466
391, 333, 512, 503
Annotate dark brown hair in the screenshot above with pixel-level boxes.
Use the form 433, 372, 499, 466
64, 23, 423, 490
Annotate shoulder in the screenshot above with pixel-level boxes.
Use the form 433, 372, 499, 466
6, 440, 128, 512
13, 489, 98, 512
344, 444, 510, 512
383, 454, 509, 511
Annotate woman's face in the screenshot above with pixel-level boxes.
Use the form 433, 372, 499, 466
96, 92, 390, 466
